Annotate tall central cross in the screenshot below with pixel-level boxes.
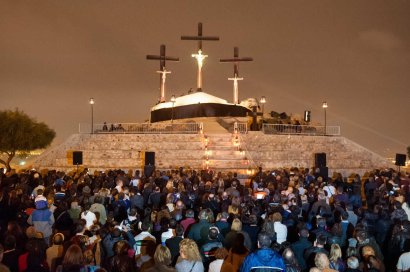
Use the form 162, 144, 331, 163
181, 22, 219, 91
220, 47, 253, 104
146, 44, 179, 103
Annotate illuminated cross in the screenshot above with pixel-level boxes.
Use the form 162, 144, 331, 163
146, 44, 179, 103
220, 47, 253, 104
181, 22, 219, 91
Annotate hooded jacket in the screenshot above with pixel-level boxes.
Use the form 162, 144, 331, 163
27, 207, 54, 238
240, 248, 286, 272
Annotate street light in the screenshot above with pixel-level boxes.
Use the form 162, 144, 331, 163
89, 98, 95, 134
260, 96, 266, 127
170, 95, 176, 124
322, 101, 328, 135
260, 96, 266, 114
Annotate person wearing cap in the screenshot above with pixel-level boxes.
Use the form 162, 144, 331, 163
200, 226, 223, 269
27, 194, 54, 246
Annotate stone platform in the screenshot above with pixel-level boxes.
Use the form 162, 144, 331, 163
33, 120, 391, 176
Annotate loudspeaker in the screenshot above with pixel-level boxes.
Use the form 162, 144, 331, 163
145, 151, 155, 166
73, 151, 83, 165
395, 153, 406, 166
315, 153, 327, 168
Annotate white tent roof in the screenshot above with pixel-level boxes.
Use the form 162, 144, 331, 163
151, 91, 231, 110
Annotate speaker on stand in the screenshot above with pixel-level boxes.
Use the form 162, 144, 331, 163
72, 151, 83, 172
396, 153, 406, 171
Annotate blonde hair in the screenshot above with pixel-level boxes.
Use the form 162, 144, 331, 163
154, 245, 172, 265
179, 239, 202, 261
314, 253, 330, 270
231, 218, 242, 231
330, 244, 342, 262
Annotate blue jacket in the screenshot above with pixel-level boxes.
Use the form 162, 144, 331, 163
240, 248, 286, 272
28, 208, 54, 238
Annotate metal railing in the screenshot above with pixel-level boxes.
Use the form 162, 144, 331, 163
79, 122, 202, 134
234, 122, 248, 134
262, 124, 341, 136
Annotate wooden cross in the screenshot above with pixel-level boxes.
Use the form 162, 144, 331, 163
146, 44, 179, 103
181, 23, 219, 91
220, 47, 253, 104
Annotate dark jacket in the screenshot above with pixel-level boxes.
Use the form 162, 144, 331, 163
187, 219, 211, 246
215, 220, 231, 238
240, 248, 286, 272
165, 236, 183, 266
291, 237, 312, 270
304, 246, 329, 270
242, 224, 261, 251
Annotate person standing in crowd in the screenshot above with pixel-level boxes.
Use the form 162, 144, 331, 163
291, 228, 312, 271
175, 238, 204, 272
57, 244, 86, 272
27, 195, 54, 246
240, 232, 286, 272
188, 210, 211, 247
145, 245, 176, 272
1, 166, 410, 272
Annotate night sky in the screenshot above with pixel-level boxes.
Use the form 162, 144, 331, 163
1, 1, 409, 159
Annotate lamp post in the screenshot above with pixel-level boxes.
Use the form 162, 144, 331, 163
89, 98, 95, 134
170, 95, 176, 125
260, 96, 266, 115
322, 101, 328, 135
260, 96, 266, 128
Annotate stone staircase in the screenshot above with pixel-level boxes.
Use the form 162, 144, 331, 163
203, 133, 250, 171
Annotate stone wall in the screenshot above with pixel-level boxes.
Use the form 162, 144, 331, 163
241, 132, 391, 176
33, 131, 392, 175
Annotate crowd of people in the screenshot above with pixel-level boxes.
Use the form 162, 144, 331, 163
0, 166, 409, 272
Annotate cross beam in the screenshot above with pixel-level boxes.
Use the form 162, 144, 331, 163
181, 22, 219, 91
146, 45, 179, 103
220, 47, 253, 104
